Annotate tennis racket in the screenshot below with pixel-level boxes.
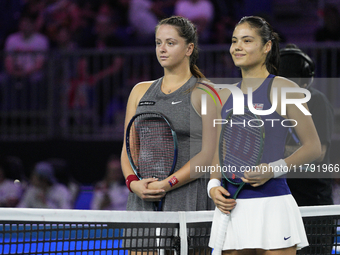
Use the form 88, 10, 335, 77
212, 107, 265, 255
126, 112, 178, 211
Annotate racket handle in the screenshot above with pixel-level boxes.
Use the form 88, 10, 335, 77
212, 212, 230, 255
157, 200, 163, 211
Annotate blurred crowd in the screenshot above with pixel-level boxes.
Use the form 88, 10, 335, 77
1, 0, 340, 113
0, 0, 236, 51
0, 154, 129, 210
1, 0, 340, 52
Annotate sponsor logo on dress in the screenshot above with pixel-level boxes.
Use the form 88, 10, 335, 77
171, 101, 182, 105
139, 101, 156, 106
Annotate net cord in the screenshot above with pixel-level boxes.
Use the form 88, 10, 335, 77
0, 206, 339, 222
0, 205, 340, 254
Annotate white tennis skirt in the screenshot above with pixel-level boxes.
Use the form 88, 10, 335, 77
209, 194, 308, 251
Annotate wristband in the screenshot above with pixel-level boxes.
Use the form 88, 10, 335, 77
269, 159, 288, 178
168, 176, 179, 187
207, 179, 221, 198
125, 174, 139, 193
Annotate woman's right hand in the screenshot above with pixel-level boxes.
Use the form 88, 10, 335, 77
130, 178, 166, 201
210, 186, 236, 214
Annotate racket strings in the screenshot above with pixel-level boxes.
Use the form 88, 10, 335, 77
220, 112, 263, 181
223, 133, 260, 166
223, 127, 261, 162
129, 114, 175, 180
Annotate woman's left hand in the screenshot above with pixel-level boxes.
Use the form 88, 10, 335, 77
147, 179, 166, 191
241, 163, 274, 187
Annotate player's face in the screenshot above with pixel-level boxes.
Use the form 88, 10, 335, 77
230, 23, 270, 70
155, 24, 193, 69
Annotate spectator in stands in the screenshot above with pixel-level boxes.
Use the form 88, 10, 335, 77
4, 12, 49, 110
0, 157, 24, 207
42, 0, 81, 42
82, 11, 126, 49
77, 1, 131, 47
48, 158, 80, 208
174, 0, 214, 44
17, 161, 72, 209
90, 155, 129, 210
128, 0, 168, 46
75, 0, 97, 44
279, 44, 334, 255
75, 11, 125, 124
21, 0, 46, 34
51, 25, 78, 50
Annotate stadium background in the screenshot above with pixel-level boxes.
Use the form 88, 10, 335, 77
1, 0, 340, 186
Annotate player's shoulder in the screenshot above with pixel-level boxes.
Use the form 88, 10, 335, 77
194, 79, 216, 92
134, 80, 155, 88
192, 79, 221, 102
218, 82, 239, 93
217, 82, 239, 104
272, 76, 299, 89
130, 80, 155, 95
272, 76, 309, 100
127, 80, 156, 107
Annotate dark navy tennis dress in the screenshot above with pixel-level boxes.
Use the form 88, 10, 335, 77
209, 74, 308, 251
221, 74, 291, 199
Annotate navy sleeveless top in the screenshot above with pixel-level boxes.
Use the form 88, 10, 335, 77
221, 74, 291, 199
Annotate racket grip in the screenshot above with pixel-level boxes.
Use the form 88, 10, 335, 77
212, 212, 230, 255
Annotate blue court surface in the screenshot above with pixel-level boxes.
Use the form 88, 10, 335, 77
0, 224, 129, 255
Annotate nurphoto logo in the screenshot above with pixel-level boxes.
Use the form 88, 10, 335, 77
201, 85, 311, 116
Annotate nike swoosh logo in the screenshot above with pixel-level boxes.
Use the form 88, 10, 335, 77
172, 101, 182, 105
284, 236, 291, 240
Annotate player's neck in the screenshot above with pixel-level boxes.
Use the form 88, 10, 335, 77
241, 65, 269, 79
240, 66, 270, 93
162, 69, 192, 93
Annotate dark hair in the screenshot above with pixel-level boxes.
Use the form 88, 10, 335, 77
237, 16, 280, 75
156, 16, 205, 78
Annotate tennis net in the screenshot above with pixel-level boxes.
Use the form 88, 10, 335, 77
0, 206, 340, 254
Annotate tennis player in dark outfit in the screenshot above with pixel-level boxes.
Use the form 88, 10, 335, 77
208, 16, 321, 255
279, 44, 335, 255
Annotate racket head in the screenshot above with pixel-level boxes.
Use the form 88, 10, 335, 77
126, 112, 178, 180
219, 107, 265, 185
